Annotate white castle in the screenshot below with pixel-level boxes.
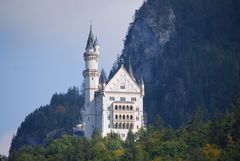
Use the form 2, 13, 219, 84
81, 26, 145, 140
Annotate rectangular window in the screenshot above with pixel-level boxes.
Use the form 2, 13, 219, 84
131, 97, 136, 101
120, 97, 126, 101
120, 85, 125, 89
109, 97, 115, 101
108, 124, 110, 128
107, 115, 110, 120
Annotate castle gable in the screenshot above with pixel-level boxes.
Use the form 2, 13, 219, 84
104, 66, 140, 93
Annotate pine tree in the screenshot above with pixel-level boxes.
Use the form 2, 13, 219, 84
99, 69, 107, 84
108, 54, 124, 79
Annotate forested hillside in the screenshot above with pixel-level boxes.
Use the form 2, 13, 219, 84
8, 97, 240, 161
7, 0, 240, 159
10, 87, 84, 152
118, 0, 240, 127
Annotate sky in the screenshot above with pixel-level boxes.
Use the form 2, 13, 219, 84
0, 0, 143, 156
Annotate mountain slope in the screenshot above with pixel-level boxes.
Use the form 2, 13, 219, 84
122, 0, 240, 127
10, 87, 84, 152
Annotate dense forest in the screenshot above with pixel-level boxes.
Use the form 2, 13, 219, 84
10, 87, 84, 152
6, 97, 240, 161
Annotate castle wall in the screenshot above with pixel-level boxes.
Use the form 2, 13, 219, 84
101, 91, 144, 140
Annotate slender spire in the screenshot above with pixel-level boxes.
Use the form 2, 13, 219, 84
85, 25, 94, 50
94, 36, 99, 47
128, 58, 135, 80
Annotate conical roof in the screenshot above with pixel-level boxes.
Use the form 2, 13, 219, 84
94, 37, 99, 47
85, 25, 94, 50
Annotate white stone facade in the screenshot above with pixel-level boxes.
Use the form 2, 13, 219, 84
82, 26, 144, 140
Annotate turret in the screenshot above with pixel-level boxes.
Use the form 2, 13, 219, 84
85, 25, 94, 54
82, 25, 100, 138
83, 25, 100, 102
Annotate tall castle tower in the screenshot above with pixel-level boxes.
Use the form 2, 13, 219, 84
82, 25, 100, 138
81, 25, 145, 140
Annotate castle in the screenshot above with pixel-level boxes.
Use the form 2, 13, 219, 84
81, 26, 145, 140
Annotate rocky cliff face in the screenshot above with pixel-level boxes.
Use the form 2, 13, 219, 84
122, 0, 240, 127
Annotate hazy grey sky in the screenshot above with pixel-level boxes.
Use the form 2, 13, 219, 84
0, 0, 143, 155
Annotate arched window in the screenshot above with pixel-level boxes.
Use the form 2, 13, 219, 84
115, 115, 118, 119
123, 105, 125, 110
123, 123, 126, 129
119, 123, 122, 129
126, 123, 129, 129
126, 106, 129, 110
127, 115, 129, 120
119, 105, 122, 110
130, 115, 133, 120
119, 115, 122, 119
123, 115, 125, 120
130, 106, 133, 110
115, 105, 118, 110
115, 123, 118, 129
130, 123, 134, 129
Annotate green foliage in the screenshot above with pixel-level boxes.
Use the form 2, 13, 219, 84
153, 114, 165, 131
8, 98, 240, 160
201, 144, 221, 161
0, 154, 7, 161
92, 128, 102, 142
10, 86, 84, 152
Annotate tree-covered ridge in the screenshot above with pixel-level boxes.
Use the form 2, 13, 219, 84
10, 87, 84, 152
8, 97, 240, 161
